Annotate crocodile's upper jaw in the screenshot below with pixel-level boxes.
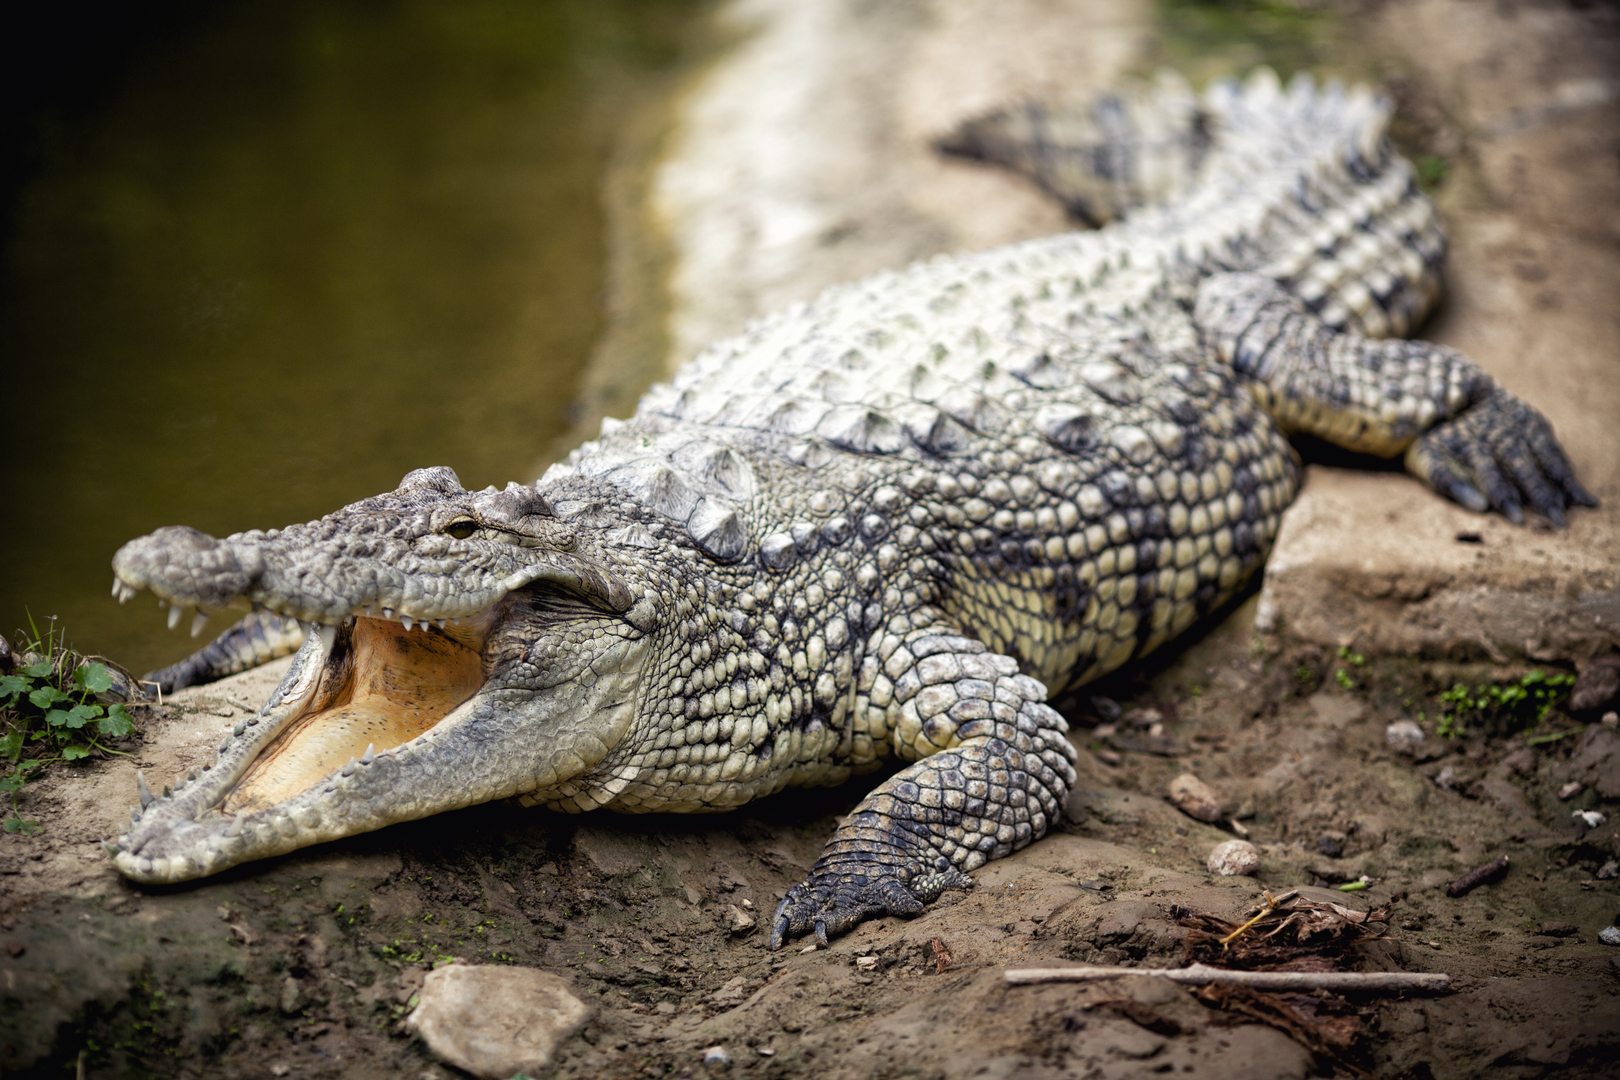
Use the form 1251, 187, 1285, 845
107, 467, 654, 884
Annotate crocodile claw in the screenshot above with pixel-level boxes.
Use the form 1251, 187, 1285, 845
1406, 387, 1597, 527
769, 867, 972, 950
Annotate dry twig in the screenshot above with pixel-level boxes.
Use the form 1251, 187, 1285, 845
1003, 962, 1448, 993
1446, 854, 1509, 897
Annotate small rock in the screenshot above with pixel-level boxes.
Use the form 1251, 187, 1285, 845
854, 955, 879, 971
1500, 748, 1536, 777
1385, 719, 1425, 752
1316, 831, 1348, 858
702, 1045, 733, 1067
278, 976, 306, 1015
1167, 773, 1223, 823
1597, 860, 1618, 881
727, 904, 756, 934
1573, 809, 1608, 829
1089, 696, 1122, 722
799, 944, 818, 954
1207, 839, 1260, 876
406, 964, 590, 1080
1600, 926, 1620, 946
1095, 748, 1123, 766
1558, 781, 1584, 800
1570, 656, 1620, 712
757, 1046, 777, 1057
1123, 707, 1163, 729
1538, 921, 1578, 937
1605, 711, 1619, 728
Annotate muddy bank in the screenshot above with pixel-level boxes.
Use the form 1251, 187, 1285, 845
4, 602, 1620, 1078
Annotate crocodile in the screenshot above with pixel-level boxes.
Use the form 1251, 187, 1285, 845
105, 70, 1592, 949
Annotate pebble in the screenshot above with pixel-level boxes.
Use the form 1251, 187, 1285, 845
854, 955, 879, 971
1604, 711, 1619, 728
703, 1046, 734, 1066
1573, 810, 1608, 829
1385, 719, 1425, 752
1167, 773, 1223, 823
1600, 926, 1620, 946
1207, 839, 1260, 876
727, 904, 756, 934
1597, 859, 1618, 881
1095, 748, 1123, 766
1558, 781, 1584, 800
1123, 707, 1163, 729
406, 964, 590, 1079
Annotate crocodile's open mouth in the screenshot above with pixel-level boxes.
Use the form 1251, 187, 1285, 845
220, 614, 487, 814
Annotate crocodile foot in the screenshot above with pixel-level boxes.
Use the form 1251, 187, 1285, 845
770, 865, 973, 950
1406, 387, 1597, 526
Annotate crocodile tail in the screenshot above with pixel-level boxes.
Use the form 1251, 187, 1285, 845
942, 67, 1446, 340
1206, 69, 1447, 340
937, 69, 1212, 228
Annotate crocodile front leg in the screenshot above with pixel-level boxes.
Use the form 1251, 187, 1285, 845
770, 631, 1077, 949
1195, 271, 1596, 525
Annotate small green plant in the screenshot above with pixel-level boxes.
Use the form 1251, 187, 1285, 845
1416, 154, 1450, 191
1431, 669, 1576, 739
2, 617, 139, 833
1333, 645, 1366, 690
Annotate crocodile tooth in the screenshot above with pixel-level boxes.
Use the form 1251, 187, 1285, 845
136, 770, 155, 808
187, 768, 198, 783
130, 807, 141, 824
317, 623, 337, 654
401, 615, 414, 631
341, 759, 357, 777
382, 608, 394, 619
224, 811, 247, 839
167, 605, 183, 631
190, 612, 210, 638
233, 721, 246, 736
103, 840, 121, 855
360, 743, 376, 765
363, 605, 375, 617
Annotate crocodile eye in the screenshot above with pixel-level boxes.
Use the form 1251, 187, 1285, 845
445, 520, 478, 539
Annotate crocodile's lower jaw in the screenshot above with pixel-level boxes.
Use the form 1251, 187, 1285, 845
222, 617, 484, 813
111, 609, 500, 884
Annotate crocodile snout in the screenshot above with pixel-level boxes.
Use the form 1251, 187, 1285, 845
112, 525, 264, 611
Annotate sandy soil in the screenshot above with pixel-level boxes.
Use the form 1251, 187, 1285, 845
3, 1, 1620, 1077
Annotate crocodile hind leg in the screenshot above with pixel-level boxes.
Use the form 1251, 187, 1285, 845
1195, 271, 1596, 525
141, 611, 304, 696
770, 630, 1078, 949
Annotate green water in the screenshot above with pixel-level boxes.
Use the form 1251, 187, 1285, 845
0, 1, 704, 676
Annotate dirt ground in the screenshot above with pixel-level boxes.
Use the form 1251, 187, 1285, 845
4, 601, 1620, 1079
5, 0, 1620, 1077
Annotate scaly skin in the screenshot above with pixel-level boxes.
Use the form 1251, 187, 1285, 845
105, 71, 1592, 950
